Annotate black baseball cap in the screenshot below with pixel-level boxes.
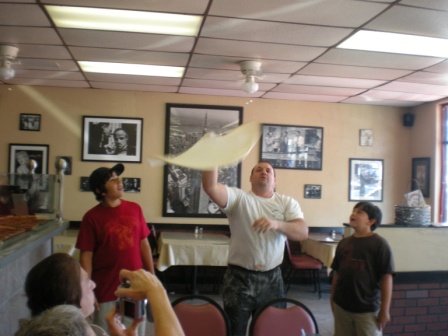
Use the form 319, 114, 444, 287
89, 163, 124, 192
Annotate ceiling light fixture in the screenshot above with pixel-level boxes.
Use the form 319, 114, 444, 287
337, 30, 448, 58
45, 6, 202, 36
78, 61, 185, 77
0, 45, 18, 81
240, 60, 262, 94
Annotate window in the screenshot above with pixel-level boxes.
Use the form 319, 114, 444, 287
440, 104, 448, 222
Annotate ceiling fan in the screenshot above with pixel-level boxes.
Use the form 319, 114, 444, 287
0, 45, 60, 81
239, 60, 263, 94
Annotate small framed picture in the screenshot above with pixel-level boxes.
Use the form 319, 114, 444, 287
20, 113, 41, 131
349, 158, 384, 202
359, 129, 373, 146
9, 144, 49, 174
412, 157, 430, 198
304, 184, 322, 199
260, 123, 323, 170
55, 156, 72, 175
123, 177, 141, 193
80, 177, 91, 192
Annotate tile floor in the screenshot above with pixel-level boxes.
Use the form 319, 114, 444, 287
145, 282, 334, 336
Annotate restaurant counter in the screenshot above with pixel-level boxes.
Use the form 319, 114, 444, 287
0, 220, 69, 336
343, 223, 448, 272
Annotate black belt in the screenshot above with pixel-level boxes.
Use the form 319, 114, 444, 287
228, 264, 280, 274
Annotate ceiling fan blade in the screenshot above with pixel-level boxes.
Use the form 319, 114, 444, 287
16, 59, 60, 70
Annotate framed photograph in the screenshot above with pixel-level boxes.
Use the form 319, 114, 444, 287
55, 156, 72, 175
82, 116, 143, 163
304, 184, 322, 199
359, 129, 373, 146
123, 177, 141, 193
163, 103, 243, 217
412, 157, 430, 198
349, 158, 384, 202
9, 144, 49, 175
20, 113, 41, 131
80, 177, 91, 192
260, 123, 323, 170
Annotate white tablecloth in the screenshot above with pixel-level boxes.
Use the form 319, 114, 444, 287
301, 238, 337, 274
156, 231, 230, 272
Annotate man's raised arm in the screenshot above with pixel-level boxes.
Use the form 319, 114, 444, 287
202, 168, 228, 208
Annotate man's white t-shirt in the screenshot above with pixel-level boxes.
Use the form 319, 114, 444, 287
222, 186, 304, 271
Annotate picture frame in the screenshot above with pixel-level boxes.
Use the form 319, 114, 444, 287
304, 184, 322, 199
82, 116, 143, 163
163, 103, 243, 217
359, 129, 373, 146
55, 156, 72, 175
20, 113, 41, 131
123, 177, 141, 193
80, 177, 90, 192
260, 123, 323, 170
412, 157, 430, 198
349, 158, 384, 202
9, 144, 49, 175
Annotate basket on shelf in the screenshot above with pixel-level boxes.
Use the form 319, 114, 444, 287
394, 179, 431, 226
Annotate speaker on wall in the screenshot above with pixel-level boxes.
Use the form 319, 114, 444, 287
403, 113, 415, 127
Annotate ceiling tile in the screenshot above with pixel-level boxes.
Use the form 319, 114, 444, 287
283, 75, 386, 89
298, 63, 412, 80
59, 29, 195, 52
0, 4, 51, 26
264, 92, 345, 102
195, 38, 327, 62
274, 84, 366, 96
209, 0, 389, 27
201, 17, 353, 46
365, 5, 448, 38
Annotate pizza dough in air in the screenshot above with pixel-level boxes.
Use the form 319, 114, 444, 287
148, 122, 261, 170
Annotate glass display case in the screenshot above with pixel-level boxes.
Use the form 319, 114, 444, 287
0, 158, 67, 247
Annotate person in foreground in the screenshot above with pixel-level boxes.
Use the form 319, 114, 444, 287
202, 161, 308, 336
15, 305, 98, 336
18, 253, 184, 336
76, 163, 155, 335
331, 202, 395, 336
19, 253, 137, 336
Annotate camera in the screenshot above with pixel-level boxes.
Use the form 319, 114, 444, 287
115, 282, 146, 319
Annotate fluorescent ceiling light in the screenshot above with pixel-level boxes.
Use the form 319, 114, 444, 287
46, 5, 202, 36
337, 30, 448, 58
78, 61, 184, 77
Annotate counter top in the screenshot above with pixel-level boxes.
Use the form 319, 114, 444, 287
0, 220, 69, 269
343, 223, 448, 228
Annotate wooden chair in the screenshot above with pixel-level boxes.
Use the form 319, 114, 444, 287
171, 295, 231, 336
284, 240, 323, 298
249, 297, 319, 336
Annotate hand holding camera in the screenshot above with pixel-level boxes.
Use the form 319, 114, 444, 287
115, 269, 163, 301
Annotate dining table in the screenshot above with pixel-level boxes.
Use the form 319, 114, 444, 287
156, 231, 230, 293
300, 235, 339, 275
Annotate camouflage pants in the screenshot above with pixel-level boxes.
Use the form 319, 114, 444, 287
223, 265, 286, 336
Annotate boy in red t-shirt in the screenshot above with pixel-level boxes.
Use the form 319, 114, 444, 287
76, 163, 154, 335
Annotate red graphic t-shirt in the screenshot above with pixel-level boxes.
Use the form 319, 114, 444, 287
76, 200, 150, 302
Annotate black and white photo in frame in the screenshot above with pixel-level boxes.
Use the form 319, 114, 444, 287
163, 103, 242, 218
82, 116, 143, 163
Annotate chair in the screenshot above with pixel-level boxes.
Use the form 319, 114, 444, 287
284, 240, 323, 298
248, 297, 319, 336
171, 295, 231, 336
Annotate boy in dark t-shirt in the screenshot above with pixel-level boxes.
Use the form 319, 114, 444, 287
331, 202, 394, 336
